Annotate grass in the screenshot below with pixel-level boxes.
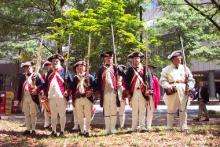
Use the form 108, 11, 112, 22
0, 118, 220, 147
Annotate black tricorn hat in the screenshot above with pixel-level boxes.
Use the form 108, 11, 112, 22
73, 60, 86, 68
148, 64, 157, 69
128, 51, 144, 58
42, 61, 52, 68
100, 51, 114, 58
20, 61, 34, 68
47, 54, 64, 62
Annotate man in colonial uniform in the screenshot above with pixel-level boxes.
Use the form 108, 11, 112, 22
71, 60, 95, 137
41, 54, 72, 137
41, 61, 52, 129
17, 61, 44, 135
160, 50, 195, 132
96, 51, 120, 135
117, 64, 128, 129
125, 52, 153, 132
146, 64, 161, 130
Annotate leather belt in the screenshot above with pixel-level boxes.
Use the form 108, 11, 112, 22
76, 93, 86, 99
169, 80, 185, 84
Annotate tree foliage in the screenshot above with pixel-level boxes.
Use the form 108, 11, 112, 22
147, 0, 220, 64
0, 0, 144, 66
48, 0, 143, 70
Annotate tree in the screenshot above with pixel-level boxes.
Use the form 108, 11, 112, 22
0, 0, 71, 61
184, 0, 220, 31
147, 0, 220, 64
0, 0, 145, 63
48, 0, 143, 70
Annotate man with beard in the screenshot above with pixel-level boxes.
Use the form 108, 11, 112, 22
17, 61, 44, 135
41, 54, 72, 137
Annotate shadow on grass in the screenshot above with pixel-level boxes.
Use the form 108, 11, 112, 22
0, 130, 49, 139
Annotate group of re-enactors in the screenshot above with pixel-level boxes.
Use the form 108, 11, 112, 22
17, 49, 195, 137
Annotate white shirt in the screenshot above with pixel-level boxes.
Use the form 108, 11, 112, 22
48, 73, 64, 99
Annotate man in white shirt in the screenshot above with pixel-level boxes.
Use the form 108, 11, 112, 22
160, 50, 195, 132
42, 54, 72, 137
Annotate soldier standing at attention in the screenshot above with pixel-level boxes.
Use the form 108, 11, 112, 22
71, 60, 95, 137
96, 51, 121, 135
41, 54, 72, 137
160, 50, 195, 132
17, 61, 44, 135
125, 52, 153, 132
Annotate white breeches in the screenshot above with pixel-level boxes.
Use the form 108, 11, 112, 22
103, 91, 117, 131
131, 89, 147, 130
49, 98, 67, 132
22, 98, 38, 131
44, 109, 51, 127
119, 99, 126, 128
73, 107, 78, 126
146, 97, 154, 129
75, 97, 92, 133
163, 91, 188, 130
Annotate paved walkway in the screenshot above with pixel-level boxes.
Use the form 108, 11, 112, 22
1, 103, 219, 129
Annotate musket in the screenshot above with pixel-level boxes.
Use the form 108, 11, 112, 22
111, 24, 121, 105
144, 46, 151, 109
180, 35, 189, 110
35, 37, 43, 74
86, 32, 95, 104
62, 34, 71, 100
32, 37, 43, 87
86, 33, 91, 86
34, 37, 51, 114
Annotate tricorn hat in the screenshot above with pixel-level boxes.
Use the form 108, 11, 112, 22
21, 61, 34, 68
128, 51, 144, 58
47, 54, 64, 62
73, 60, 86, 68
42, 61, 52, 68
100, 51, 114, 58
167, 50, 182, 60
148, 64, 157, 69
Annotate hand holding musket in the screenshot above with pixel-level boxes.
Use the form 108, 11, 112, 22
39, 93, 51, 114
85, 89, 93, 98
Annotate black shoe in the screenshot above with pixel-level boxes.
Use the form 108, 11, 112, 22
44, 125, 51, 129
84, 132, 90, 137
23, 130, 31, 135
193, 118, 200, 121
31, 130, 36, 135
202, 118, 209, 121
50, 131, 57, 137
181, 129, 188, 134
79, 132, 84, 136
59, 131, 65, 137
